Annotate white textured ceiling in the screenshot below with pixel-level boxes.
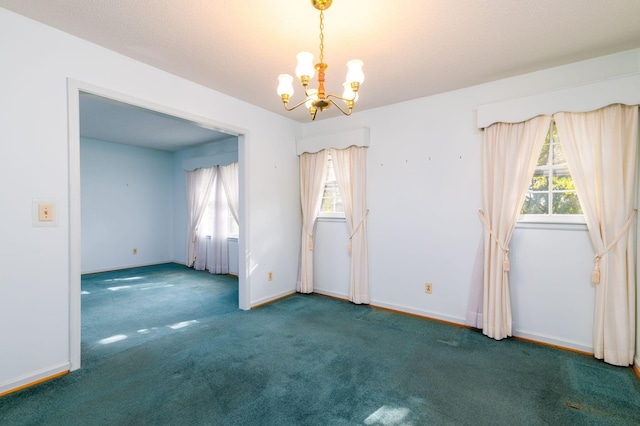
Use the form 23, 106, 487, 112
3, 0, 640, 141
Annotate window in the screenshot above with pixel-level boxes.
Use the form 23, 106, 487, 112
201, 192, 238, 237
318, 152, 345, 218
228, 213, 239, 237
520, 121, 583, 222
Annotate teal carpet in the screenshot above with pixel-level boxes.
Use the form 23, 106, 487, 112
1, 263, 639, 425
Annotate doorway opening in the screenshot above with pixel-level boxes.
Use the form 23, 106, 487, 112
68, 80, 250, 371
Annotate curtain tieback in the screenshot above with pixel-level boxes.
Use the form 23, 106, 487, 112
591, 209, 636, 284
308, 233, 314, 251
478, 210, 511, 272
348, 209, 369, 253
192, 227, 198, 243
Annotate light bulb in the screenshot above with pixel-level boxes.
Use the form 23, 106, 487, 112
342, 82, 358, 102
277, 74, 294, 97
296, 52, 315, 80
346, 59, 364, 85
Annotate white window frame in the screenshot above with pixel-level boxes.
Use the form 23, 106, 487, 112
318, 152, 345, 219
519, 121, 585, 225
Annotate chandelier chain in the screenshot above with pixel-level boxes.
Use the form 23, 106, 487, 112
319, 10, 325, 64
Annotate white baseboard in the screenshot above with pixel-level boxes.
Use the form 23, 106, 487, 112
369, 299, 467, 326
512, 330, 593, 354
0, 362, 70, 396
317, 294, 595, 355
81, 260, 177, 275
314, 288, 349, 300
251, 289, 296, 308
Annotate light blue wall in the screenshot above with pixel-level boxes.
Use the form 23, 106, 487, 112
81, 137, 239, 273
80, 138, 174, 273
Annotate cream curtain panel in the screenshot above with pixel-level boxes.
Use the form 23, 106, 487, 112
297, 151, 328, 293
479, 116, 552, 339
555, 104, 638, 366
220, 162, 239, 226
185, 167, 216, 267
331, 146, 369, 304
207, 171, 229, 274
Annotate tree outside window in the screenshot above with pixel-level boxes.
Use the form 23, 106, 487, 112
319, 152, 345, 217
521, 122, 583, 218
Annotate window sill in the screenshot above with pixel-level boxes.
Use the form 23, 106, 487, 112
205, 235, 239, 241
317, 216, 346, 223
515, 221, 587, 231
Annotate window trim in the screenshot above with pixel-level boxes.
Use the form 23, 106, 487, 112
318, 211, 346, 219
317, 152, 345, 219
519, 121, 584, 224
519, 213, 585, 225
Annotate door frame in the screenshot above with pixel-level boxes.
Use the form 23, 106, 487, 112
67, 79, 251, 370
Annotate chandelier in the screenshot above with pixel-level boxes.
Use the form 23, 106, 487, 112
277, 0, 364, 120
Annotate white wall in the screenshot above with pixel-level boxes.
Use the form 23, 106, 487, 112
0, 8, 300, 394
306, 49, 640, 354
81, 138, 174, 273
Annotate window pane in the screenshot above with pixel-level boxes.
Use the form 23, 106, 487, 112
552, 142, 566, 166
521, 192, 548, 214
528, 169, 549, 191
552, 192, 582, 214
537, 141, 550, 166
551, 167, 576, 190
319, 152, 344, 215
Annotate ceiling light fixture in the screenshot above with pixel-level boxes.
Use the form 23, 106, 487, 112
277, 0, 364, 120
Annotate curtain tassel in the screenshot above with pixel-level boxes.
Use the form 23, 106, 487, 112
479, 210, 512, 273
347, 209, 369, 254
502, 250, 510, 272
592, 256, 601, 284
590, 209, 636, 285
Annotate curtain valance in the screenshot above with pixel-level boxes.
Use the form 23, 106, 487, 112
476, 73, 640, 129
296, 127, 369, 155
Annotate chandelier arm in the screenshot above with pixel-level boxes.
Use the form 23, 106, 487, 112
282, 98, 311, 112
326, 93, 357, 103
327, 98, 353, 116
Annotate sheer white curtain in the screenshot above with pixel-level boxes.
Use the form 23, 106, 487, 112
220, 162, 239, 226
331, 146, 369, 304
207, 170, 229, 274
297, 151, 328, 293
478, 116, 552, 339
185, 167, 216, 267
555, 104, 638, 366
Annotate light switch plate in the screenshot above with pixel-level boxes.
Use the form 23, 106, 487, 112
33, 198, 58, 227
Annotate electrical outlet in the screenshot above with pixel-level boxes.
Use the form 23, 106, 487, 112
425, 283, 433, 294
268, 271, 273, 281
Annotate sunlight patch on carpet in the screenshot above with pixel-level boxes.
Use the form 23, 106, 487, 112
168, 320, 199, 330
98, 334, 127, 344
107, 285, 132, 291
106, 277, 143, 282
364, 405, 411, 425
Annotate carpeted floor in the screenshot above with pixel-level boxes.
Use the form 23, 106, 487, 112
1, 263, 640, 425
